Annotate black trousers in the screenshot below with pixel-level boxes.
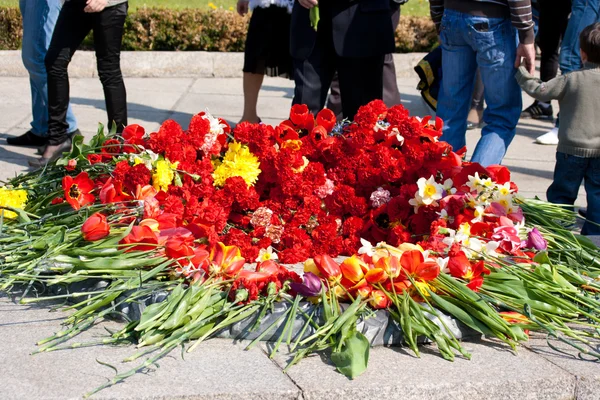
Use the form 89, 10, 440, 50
45, 1, 128, 145
538, 0, 572, 82
292, 15, 385, 120
327, 7, 401, 118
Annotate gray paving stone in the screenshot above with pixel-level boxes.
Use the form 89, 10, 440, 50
525, 335, 600, 400
0, 295, 301, 400
269, 339, 577, 400
120, 51, 214, 78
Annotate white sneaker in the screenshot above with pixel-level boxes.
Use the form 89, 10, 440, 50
535, 127, 559, 145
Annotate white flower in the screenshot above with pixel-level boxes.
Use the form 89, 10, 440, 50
467, 172, 494, 193
408, 193, 424, 214
391, 127, 405, 146
358, 238, 375, 257
442, 178, 457, 195
495, 182, 513, 196
471, 205, 486, 223
437, 208, 449, 220
417, 176, 444, 205
436, 257, 450, 273
256, 246, 278, 263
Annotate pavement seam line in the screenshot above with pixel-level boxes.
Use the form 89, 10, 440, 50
522, 346, 580, 398
165, 78, 197, 121
259, 346, 306, 400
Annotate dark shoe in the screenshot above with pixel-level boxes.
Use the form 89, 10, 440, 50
37, 129, 80, 155
28, 138, 72, 168
7, 131, 48, 147
521, 101, 554, 120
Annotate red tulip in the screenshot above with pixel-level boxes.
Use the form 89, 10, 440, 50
209, 242, 246, 278
399, 250, 440, 282
119, 225, 159, 252
316, 108, 336, 132
313, 254, 342, 281
369, 289, 391, 309
62, 171, 95, 210
81, 213, 109, 241
165, 234, 196, 259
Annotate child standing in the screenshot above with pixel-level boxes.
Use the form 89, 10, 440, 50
516, 22, 600, 235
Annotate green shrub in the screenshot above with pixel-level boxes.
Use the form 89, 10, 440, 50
0, 6, 437, 52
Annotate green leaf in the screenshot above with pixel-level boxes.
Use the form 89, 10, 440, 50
330, 329, 369, 379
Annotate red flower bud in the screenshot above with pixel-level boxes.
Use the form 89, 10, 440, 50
316, 108, 336, 132
81, 213, 110, 241
119, 225, 159, 252
313, 254, 342, 281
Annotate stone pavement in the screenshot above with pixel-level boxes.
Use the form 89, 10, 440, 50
2, 288, 600, 400
0, 53, 596, 399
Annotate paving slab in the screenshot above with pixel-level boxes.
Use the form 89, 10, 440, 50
0, 294, 302, 400
525, 335, 600, 400
267, 338, 577, 400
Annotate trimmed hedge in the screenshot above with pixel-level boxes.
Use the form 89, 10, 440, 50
0, 7, 437, 52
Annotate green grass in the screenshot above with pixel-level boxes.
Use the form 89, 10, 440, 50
0, 0, 429, 14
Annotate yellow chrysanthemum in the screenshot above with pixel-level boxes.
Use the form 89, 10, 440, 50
152, 159, 179, 192
0, 187, 28, 219
212, 141, 261, 187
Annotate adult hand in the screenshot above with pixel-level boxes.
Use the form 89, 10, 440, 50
237, 0, 249, 16
299, 0, 318, 9
84, 0, 108, 12
515, 42, 536, 75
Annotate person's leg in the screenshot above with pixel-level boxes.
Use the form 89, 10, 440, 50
546, 152, 586, 214
44, 2, 90, 147
523, 0, 564, 121
93, 3, 128, 133
337, 54, 385, 120
382, 6, 401, 108
437, 10, 478, 154
292, 22, 336, 115
559, 0, 600, 75
581, 157, 600, 235
16, 0, 78, 144
240, 73, 264, 123
470, 17, 521, 166
19, 0, 49, 140
46, 0, 78, 135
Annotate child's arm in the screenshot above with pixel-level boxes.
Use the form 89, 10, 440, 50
515, 66, 567, 102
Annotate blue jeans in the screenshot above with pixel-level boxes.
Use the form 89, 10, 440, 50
547, 152, 600, 235
559, 0, 600, 74
437, 9, 522, 167
19, 0, 77, 137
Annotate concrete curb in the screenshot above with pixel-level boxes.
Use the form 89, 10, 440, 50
0, 50, 426, 79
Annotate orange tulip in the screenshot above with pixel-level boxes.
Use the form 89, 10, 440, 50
340, 255, 367, 283
313, 254, 342, 281
374, 255, 401, 279
81, 213, 110, 241
365, 267, 388, 284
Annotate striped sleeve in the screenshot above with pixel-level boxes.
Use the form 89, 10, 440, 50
507, 0, 535, 44
429, 0, 445, 31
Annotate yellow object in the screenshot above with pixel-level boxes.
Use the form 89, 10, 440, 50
152, 159, 179, 192
212, 141, 261, 187
0, 188, 28, 219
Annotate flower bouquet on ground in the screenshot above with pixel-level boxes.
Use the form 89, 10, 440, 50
0, 101, 599, 397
